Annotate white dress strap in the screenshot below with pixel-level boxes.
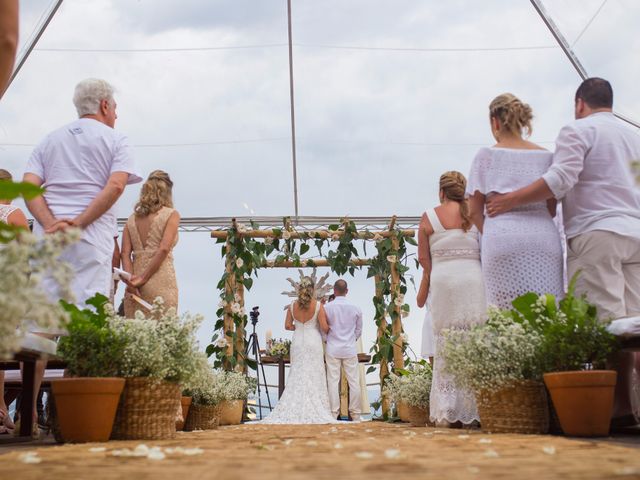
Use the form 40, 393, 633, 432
425, 208, 445, 233
289, 301, 296, 322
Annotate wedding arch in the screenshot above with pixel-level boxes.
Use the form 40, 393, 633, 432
208, 216, 416, 416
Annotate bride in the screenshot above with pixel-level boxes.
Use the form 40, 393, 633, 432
261, 275, 338, 424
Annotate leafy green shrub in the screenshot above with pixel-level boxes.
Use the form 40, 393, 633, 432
58, 294, 127, 377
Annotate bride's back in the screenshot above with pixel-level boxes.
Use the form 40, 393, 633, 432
291, 299, 319, 323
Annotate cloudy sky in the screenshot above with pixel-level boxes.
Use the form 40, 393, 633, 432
1, 0, 639, 363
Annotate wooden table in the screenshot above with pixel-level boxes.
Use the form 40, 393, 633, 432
0, 350, 65, 441
260, 353, 371, 399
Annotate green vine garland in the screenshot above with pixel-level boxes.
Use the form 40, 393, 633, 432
206, 218, 415, 375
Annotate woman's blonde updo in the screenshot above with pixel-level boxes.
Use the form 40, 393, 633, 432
439, 171, 472, 232
489, 93, 533, 137
134, 170, 174, 217
296, 276, 315, 310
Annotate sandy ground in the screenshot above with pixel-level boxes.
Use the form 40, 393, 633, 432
1, 422, 640, 480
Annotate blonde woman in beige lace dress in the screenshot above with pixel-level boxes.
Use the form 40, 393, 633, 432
122, 170, 179, 317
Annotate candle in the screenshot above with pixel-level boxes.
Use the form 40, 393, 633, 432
266, 329, 272, 345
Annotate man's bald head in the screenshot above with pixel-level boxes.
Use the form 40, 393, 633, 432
334, 279, 348, 296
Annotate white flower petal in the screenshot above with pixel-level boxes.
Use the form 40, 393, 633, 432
384, 449, 402, 459
355, 451, 374, 459
484, 449, 499, 458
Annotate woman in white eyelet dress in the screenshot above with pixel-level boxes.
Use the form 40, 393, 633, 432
261, 280, 338, 424
467, 94, 564, 308
419, 171, 487, 426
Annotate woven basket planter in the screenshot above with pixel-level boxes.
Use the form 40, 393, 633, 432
477, 380, 549, 434
407, 405, 430, 427
184, 404, 221, 431
111, 377, 181, 440
218, 400, 244, 425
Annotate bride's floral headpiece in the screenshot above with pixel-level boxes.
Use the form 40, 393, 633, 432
281, 268, 333, 309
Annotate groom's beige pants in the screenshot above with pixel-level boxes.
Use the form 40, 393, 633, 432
325, 353, 361, 419
568, 230, 640, 418
567, 231, 640, 320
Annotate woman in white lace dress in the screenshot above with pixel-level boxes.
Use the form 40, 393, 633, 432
0, 168, 29, 435
261, 277, 338, 424
467, 94, 564, 308
418, 171, 487, 427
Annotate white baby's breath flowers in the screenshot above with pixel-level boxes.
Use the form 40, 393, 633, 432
231, 302, 242, 314
235, 258, 244, 269
0, 230, 77, 359
386, 255, 397, 263
215, 336, 229, 349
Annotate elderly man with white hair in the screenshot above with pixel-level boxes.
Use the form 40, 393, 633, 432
24, 78, 141, 306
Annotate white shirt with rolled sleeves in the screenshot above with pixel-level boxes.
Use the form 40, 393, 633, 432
542, 112, 640, 240
25, 117, 142, 255
323, 296, 363, 358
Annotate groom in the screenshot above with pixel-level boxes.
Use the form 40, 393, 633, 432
324, 279, 363, 421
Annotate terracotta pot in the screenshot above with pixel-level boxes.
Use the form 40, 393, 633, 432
544, 370, 617, 437
51, 377, 125, 443
407, 404, 429, 427
176, 396, 192, 431
397, 401, 410, 422
218, 399, 244, 425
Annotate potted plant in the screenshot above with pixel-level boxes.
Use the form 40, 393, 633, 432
183, 356, 223, 431
382, 368, 413, 423
217, 370, 257, 425
385, 361, 432, 426
52, 295, 127, 443
108, 298, 204, 440
508, 274, 619, 437
176, 394, 192, 431
441, 311, 549, 434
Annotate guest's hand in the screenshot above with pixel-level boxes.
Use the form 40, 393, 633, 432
129, 275, 146, 288
486, 193, 515, 217
125, 284, 141, 297
45, 218, 76, 233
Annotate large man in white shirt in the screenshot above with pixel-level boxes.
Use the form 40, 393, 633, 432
24, 78, 141, 306
324, 279, 363, 421
486, 78, 640, 426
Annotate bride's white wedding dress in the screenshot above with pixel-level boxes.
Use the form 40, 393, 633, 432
261, 302, 338, 424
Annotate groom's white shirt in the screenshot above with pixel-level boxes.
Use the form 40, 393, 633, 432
324, 296, 362, 358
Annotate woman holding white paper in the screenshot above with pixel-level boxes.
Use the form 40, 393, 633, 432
121, 170, 179, 317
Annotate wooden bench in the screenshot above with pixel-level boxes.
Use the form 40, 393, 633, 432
0, 333, 64, 441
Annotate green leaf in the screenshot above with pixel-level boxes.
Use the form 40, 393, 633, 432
243, 277, 254, 290
405, 236, 417, 246
0, 180, 44, 201
299, 243, 310, 255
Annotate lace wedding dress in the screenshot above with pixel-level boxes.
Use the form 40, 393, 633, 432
261, 301, 338, 424
467, 147, 564, 308
426, 208, 487, 425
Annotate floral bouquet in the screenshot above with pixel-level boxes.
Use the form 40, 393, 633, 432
266, 338, 291, 358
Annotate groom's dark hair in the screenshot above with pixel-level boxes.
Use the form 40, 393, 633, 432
334, 279, 348, 295
575, 77, 613, 109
